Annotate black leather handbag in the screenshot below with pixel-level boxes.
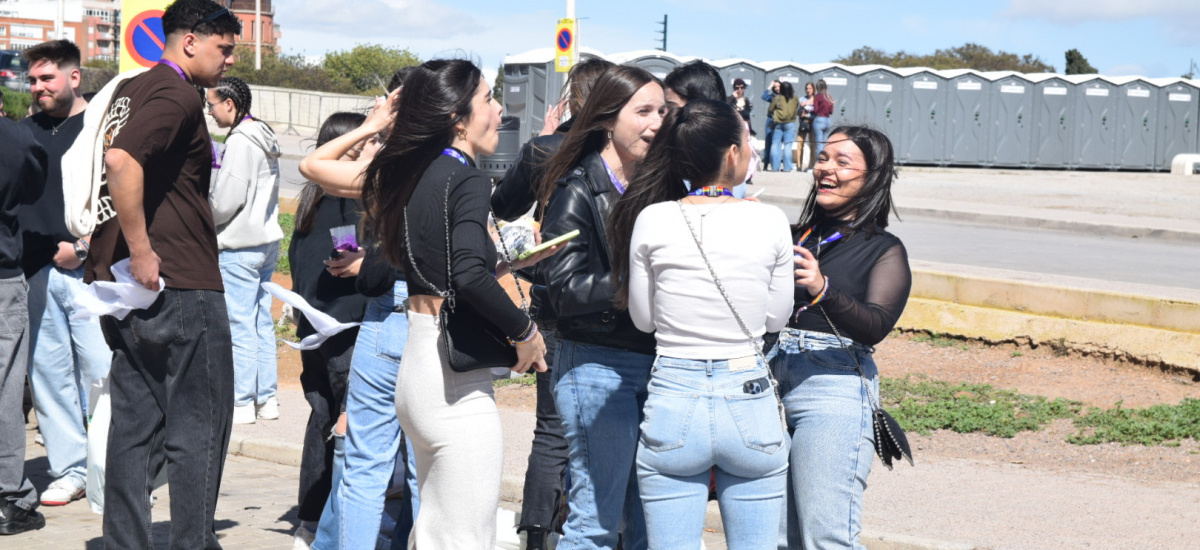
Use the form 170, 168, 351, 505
403, 170, 521, 373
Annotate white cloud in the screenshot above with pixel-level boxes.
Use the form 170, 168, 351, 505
281, 0, 483, 40
1005, 0, 1200, 23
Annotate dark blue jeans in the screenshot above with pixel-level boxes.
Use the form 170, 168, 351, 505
101, 289, 234, 550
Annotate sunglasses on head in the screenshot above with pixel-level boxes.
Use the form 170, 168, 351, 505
191, 7, 232, 32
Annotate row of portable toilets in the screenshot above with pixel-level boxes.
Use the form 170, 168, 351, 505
499, 48, 1200, 171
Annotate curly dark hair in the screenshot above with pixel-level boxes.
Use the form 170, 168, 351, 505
163, 0, 242, 37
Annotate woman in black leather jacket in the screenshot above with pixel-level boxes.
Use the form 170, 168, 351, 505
537, 65, 666, 550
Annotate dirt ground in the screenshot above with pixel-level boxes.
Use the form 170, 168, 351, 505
493, 332, 1200, 484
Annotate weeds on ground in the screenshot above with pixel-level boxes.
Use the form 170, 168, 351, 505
493, 372, 537, 388
882, 375, 1083, 438
277, 212, 294, 275
275, 317, 296, 342
1068, 399, 1200, 446
910, 331, 970, 350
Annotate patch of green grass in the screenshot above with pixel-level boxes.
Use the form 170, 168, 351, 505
277, 212, 294, 275
1068, 399, 1200, 446
882, 375, 1083, 438
911, 332, 967, 349
493, 372, 537, 388
275, 318, 296, 342
1011, 351, 1023, 358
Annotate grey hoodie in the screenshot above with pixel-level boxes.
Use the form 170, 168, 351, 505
210, 119, 284, 250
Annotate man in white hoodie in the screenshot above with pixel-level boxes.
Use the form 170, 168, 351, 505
205, 76, 284, 425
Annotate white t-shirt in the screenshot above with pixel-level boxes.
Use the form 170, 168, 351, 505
628, 200, 795, 359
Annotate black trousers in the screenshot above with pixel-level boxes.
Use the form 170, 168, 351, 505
296, 317, 357, 522
520, 330, 569, 531
101, 289, 234, 550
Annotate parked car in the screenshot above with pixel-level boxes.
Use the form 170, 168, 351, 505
0, 50, 30, 92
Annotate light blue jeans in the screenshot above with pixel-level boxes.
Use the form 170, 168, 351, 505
312, 281, 418, 550
26, 263, 110, 486
813, 116, 833, 160
218, 242, 280, 407
770, 121, 799, 172
771, 329, 877, 550
637, 356, 789, 550
552, 339, 653, 550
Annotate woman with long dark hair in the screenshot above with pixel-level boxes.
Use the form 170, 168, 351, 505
206, 76, 285, 424
774, 126, 911, 549
608, 99, 793, 549
537, 64, 666, 550
360, 59, 552, 548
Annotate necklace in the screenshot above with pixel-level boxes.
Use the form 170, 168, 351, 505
681, 197, 732, 244
49, 116, 70, 136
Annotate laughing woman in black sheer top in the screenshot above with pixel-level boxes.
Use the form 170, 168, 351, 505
771, 126, 911, 550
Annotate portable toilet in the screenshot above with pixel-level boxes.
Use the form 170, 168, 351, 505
897, 68, 947, 165
1069, 75, 1119, 169
1027, 74, 1075, 169
503, 47, 604, 144
1151, 77, 1200, 171
714, 59, 767, 102
941, 69, 991, 166
806, 64, 857, 125
986, 72, 1035, 167
609, 50, 690, 80
1107, 76, 1158, 170
853, 66, 905, 153
762, 61, 808, 92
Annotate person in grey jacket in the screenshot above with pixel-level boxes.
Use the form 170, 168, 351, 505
206, 76, 284, 425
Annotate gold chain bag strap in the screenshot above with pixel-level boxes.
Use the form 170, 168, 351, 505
816, 305, 913, 470
676, 202, 787, 432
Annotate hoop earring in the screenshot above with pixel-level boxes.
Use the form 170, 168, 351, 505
456, 129, 467, 142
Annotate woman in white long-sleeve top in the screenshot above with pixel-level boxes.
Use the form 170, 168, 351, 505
206, 76, 284, 424
608, 99, 794, 550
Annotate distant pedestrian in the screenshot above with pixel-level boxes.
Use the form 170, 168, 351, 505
609, 99, 793, 549
84, 1, 242, 547
206, 76, 285, 425
774, 126, 911, 549
726, 77, 754, 135
18, 39, 110, 509
811, 79, 835, 160
761, 79, 780, 169
0, 109, 47, 538
769, 81, 800, 172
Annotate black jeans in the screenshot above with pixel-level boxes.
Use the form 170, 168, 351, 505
520, 330, 568, 531
101, 289, 234, 550
297, 318, 356, 522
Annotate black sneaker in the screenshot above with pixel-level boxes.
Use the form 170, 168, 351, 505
0, 502, 45, 535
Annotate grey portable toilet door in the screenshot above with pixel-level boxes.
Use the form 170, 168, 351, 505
632, 55, 679, 80
1155, 82, 1199, 170
503, 64, 533, 145
1074, 79, 1119, 169
720, 62, 765, 101
1031, 78, 1073, 168
945, 73, 990, 165
900, 71, 945, 164
858, 69, 903, 145
808, 68, 855, 124
1115, 80, 1156, 170
990, 77, 1034, 167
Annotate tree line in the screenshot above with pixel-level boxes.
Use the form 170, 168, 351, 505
832, 43, 1103, 75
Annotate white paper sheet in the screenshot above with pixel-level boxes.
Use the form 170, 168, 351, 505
261, 282, 360, 350
71, 259, 165, 321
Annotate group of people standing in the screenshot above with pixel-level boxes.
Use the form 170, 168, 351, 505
752, 78, 836, 173
0, 1, 911, 549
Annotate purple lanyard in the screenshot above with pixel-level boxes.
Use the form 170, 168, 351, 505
600, 157, 626, 195
795, 225, 844, 256
442, 148, 468, 166
158, 59, 188, 82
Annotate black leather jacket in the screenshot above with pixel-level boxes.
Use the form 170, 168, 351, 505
490, 119, 572, 222
539, 151, 656, 355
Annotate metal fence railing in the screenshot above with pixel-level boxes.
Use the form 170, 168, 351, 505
247, 84, 375, 135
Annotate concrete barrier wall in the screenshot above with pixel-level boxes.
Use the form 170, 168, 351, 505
247, 85, 374, 133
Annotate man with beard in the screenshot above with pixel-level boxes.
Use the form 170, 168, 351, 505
19, 39, 110, 509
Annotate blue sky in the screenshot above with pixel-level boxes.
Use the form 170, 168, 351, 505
272, 0, 1199, 81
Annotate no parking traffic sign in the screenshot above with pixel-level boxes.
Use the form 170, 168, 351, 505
555, 18, 576, 73
119, 1, 172, 73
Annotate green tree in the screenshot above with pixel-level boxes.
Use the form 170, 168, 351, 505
323, 44, 421, 95
493, 63, 504, 104
834, 43, 1054, 72
225, 45, 357, 94
1064, 49, 1098, 75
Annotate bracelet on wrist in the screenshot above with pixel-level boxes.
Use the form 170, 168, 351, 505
508, 322, 539, 346
791, 276, 830, 321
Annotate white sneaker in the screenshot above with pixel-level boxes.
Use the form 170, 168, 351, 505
232, 403, 257, 424
293, 525, 316, 550
40, 477, 85, 506
256, 396, 280, 420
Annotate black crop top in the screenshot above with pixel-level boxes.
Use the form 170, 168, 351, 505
788, 222, 911, 346
403, 151, 531, 340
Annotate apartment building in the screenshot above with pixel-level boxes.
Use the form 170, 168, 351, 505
229, 0, 279, 49
0, 0, 120, 62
